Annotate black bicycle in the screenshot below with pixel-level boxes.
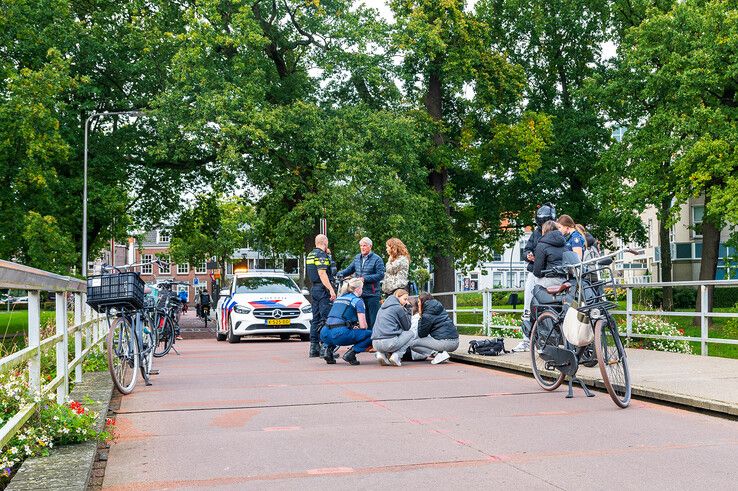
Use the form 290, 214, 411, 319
529, 248, 635, 408
151, 281, 187, 357
86, 260, 161, 394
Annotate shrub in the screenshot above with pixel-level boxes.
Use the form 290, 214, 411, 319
624, 316, 692, 354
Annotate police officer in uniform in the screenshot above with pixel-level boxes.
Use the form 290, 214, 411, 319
306, 234, 336, 357
321, 277, 371, 365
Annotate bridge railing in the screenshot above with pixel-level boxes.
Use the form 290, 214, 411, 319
431, 279, 738, 356
0, 259, 108, 450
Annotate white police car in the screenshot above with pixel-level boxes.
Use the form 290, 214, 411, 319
214, 271, 312, 343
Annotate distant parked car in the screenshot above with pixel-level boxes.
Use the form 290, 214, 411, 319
12, 296, 28, 304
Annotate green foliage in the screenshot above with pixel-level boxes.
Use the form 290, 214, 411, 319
82, 351, 108, 373
21, 212, 76, 275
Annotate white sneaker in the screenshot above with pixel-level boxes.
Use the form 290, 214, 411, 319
376, 352, 391, 366
389, 352, 403, 366
431, 351, 450, 364
511, 340, 530, 352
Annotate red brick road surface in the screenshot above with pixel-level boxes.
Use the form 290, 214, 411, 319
102, 332, 738, 490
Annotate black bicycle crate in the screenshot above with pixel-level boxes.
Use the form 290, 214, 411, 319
86, 272, 145, 312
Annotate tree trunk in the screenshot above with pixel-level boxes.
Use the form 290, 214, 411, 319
424, 67, 455, 306
658, 198, 673, 311
695, 196, 720, 327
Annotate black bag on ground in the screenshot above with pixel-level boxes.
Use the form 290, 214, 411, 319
468, 338, 509, 356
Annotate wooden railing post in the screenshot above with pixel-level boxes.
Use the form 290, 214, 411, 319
74, 293, 83, 383
27, 291, 41, 392
56, 292, 69, 403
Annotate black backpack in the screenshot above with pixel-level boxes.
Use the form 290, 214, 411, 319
468, 338, 509, 356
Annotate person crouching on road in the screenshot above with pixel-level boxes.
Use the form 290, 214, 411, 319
338, 237, 385, 329
321, 278, 372, 365
307, 234, 337, 358
410, 292, 459, 364
371, 289, 414, 366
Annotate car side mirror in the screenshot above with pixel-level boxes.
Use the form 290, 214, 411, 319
301, 289, 309, 296
219, 288, 230, 297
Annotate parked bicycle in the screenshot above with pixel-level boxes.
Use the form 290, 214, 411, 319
86, 259, 161, 394
529, 248, 636, 408
151, 280, 187, 357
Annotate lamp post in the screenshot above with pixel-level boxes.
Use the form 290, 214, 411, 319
83, 110, 144, 277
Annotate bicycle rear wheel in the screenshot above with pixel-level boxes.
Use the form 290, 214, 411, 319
595, 316, 631, 408
154, 314, 175, 357
107, 316, 138, 394
530, 311, 565, 391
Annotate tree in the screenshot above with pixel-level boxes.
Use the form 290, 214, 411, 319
389, 0, 551, 297
21, 212, 77, 275
169, 195, 254, 273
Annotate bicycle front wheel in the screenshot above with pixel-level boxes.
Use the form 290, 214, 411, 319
595, 316, 631, 408
154, 314, 175, 358
140, 318, 157, 380
107, 316, 139, 394
530, 311, 565, 391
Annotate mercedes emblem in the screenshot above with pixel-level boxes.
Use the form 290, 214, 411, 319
273, 309, 283, 319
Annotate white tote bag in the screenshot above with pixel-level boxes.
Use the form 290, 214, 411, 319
562, 302, 594, 347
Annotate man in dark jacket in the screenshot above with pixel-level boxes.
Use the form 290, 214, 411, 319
338, 237, 385, 329
410, 293, 459, 364
514, 203, 556, 352
371, 290, 413, 366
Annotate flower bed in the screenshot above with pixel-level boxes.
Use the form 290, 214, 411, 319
0, 372, 112, 489
487, 314, 523, 339
624, 316, 693, 354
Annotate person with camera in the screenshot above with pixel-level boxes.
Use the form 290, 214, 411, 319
320, 278, 371, 365
307, 234, 337, 358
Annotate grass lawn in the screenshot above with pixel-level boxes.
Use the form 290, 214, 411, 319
0, 310, 56, 353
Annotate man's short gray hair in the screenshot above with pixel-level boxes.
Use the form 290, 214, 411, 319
359, 237, 373, 247
315, 234, 328, 247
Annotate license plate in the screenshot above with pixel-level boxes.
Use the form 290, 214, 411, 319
267, 319, 291, 326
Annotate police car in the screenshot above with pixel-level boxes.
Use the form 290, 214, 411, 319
214, 271, 312, 343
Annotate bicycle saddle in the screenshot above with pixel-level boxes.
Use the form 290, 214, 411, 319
546, 283, 571, 295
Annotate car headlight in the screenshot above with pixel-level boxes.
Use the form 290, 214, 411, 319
233, 305, 252, 314
301, 305, 312, 313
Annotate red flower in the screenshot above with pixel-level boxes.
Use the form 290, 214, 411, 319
106, 418, 115, 426
69, 401, 85, 414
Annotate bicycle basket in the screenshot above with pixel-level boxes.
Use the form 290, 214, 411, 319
86, 272, 145, 312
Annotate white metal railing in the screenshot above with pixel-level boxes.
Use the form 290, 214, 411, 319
0, 259, 108, 450
432, 279, 738, 356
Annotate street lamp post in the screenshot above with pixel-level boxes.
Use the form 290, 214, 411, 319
82, 110, 144, 277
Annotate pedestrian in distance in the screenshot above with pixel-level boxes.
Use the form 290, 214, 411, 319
338, 237, 385, 329
382, 238, 410, 296
371, 289, 414, 366
306, 234, 337, 358
410, 292, 459, 364
320, 278, 372, 365
514, 202, 556, 353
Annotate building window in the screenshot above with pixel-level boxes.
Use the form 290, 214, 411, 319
195, 261, 207, 274
177, 262, 189, 275
692, 205, 704, 238
493, 272, 502, 287
647, 219, 653, 247
611, 126, 626, 143
141, 254, 153, 275
157, 229, 171, 243
492, 252, 502, 261
159, 256, 171, 274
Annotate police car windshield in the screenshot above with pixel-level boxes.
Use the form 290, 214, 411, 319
234, 277, 300, 294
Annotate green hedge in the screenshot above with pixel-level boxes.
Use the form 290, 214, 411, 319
632, 286, 738, 309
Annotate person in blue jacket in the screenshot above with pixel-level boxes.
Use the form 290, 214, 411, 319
337, 237, 385, 329
321, 278, 371, 365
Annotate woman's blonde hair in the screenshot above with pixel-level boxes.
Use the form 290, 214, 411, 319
575, 224, 588, 249
542, 220, 558, 235
394, 288, 409, 298
339, 277, 364, 296
386, 238, 410, 262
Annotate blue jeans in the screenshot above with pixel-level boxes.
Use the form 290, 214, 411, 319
310, 286, 332, 343
362, 295, 380, 330
320, 327, 372, 353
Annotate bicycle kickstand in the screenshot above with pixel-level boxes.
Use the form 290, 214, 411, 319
566, 377, 595, 398
171, 345, 180, 355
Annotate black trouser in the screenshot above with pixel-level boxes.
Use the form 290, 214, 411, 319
310, 286, 332, 343
362, 295, 380, 330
